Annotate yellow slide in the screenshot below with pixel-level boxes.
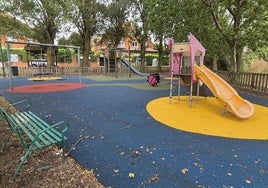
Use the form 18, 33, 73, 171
194, 64, 254, 119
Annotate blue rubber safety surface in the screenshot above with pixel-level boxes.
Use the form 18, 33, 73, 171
0, 76, 268, 187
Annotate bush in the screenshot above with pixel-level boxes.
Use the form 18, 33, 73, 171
145, 54, 157, 66
57, 48, 73, 62
90, 53, 98, 63
0, 48, 28, 62
161, 55, 169, 66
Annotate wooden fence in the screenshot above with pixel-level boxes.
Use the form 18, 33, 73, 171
1, 66, 267, 96
15, 67, 106, 77
217, 71, 268, 96
12, 66, 168, 77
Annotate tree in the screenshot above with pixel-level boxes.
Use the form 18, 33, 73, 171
1, 0, 65, 66
201, 0, 268, 72
58, 32, 83, 48
174, 0, 230, 71
0, 13, 33, 37
146, 0, 230, 71
101, 0, 131, 48
145, 0, 179, 71
130, 0, 151, 72
63, 0, 104, 67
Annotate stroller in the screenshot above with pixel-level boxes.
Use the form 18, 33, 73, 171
147, 73, 160, 86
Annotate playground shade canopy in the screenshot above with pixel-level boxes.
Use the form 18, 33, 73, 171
194, 64, 254, 119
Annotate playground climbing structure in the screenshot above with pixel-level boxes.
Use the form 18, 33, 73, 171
168, 33, 206, 106
168, 33, 254, 119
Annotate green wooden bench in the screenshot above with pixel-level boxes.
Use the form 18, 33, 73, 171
0, 101, 69, 178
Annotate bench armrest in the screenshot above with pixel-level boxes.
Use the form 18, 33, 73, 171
51, 121, 70, 134
26, 121, 69, 149
35, 121, 69, 140
7, 100, 31, 112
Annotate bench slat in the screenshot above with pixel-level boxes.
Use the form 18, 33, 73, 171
27, 111, 66, 140
11, 112, 63, 148
10, 113, 44, 148
22, 112, 64, 143
25, 112, 66, 141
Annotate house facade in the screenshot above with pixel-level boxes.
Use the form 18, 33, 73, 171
0, 35, 32, 67
1, 33, 158, 68
93, 35, 156, 53
91, 35, 157, 66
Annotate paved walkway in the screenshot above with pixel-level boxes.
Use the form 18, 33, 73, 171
0, 76, 267, 187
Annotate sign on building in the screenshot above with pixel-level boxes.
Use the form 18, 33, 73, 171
10, 54, 19, 63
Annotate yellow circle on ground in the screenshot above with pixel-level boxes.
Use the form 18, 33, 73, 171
146, 96, 268, 140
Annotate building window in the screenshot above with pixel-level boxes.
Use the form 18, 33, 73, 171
119, 41, 125, 47
145, 41, 148, 47
132, 41, 138, 48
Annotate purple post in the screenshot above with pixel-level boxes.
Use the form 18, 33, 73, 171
189, 33, 206, 82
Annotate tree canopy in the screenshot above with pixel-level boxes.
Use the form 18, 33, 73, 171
201, 0, 268, 71
62, 0, 104, 66
0, 0, 267, 71
100, 0, 131, 48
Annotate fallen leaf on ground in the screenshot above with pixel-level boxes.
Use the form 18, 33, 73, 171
181, 168, 189, 174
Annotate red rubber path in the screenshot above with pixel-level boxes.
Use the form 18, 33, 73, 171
7, 83, 86, 93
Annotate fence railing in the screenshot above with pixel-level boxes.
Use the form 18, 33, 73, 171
0, 66, 161, 78
217, 71, 268, 95
15, 67, 107, 77
13, 66, 165, 77
1, 66, 267, 96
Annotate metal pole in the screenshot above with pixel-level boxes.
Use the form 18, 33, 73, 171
189, 82, 193, 107
197, 80, 200, 103
108, 49, 110, 74
128, 46, 131, 78
178, 76, 181, 101
0, 37, 6, 77
6, 42, 13, 90
120, 51, 122, 77
169, 40, 174, 104
115, 50, 117, 79
178, 54, 183, 101
78, 48, 81, 83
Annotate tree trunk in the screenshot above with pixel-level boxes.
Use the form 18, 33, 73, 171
157, 36, 163, 72
229, 41, 238, 72
47, 47, 54, 67
212, 56, 217, 71
140, 35, 146, 72
82, 39, 91, 67
45, 31, 56, 67
236, 48, 242, 71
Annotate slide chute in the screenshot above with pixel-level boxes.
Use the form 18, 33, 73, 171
194, 64, 254, 119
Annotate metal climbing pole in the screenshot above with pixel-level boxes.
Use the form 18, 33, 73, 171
169, 39, 174, 104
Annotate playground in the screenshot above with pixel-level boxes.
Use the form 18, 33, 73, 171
1, 35, 268, 187
0, 75, 268, 187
